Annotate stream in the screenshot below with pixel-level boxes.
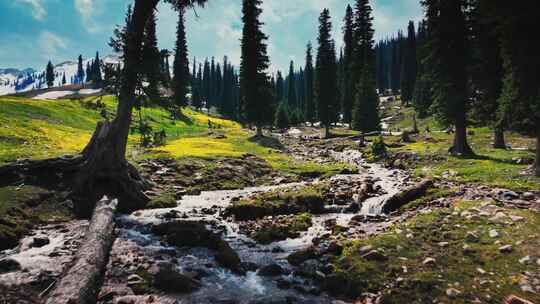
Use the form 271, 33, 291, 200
0, 147, 411, 304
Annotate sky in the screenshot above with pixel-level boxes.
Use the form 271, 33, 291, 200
0, 0, 423, 72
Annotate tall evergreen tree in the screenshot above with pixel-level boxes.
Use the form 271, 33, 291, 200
93, 52, 103, 87
142, 11, 162, 102
240, 0, 273, 136
423, 0, 473, 156
315, 9, 338, 138
62, 72, 67, 85
297, 67, 305, 113
275, 71, 284, 103
192, 63, 203, 109
287, 61, 297, 108
304, 42, 315, 124
172, 7, 190, 108
400, 21, 417, 105
412, 20, 433, 118
351, 0, 380, 132
342, 4, 355, 124
469, 0, 505, 148
45, 61, 55, 88
77, 55, 85, 84
486, 1, 540, 175
203, 58, 211, 107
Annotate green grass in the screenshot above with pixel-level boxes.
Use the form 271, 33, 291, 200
330, 200, 540, 303
0, 96, 352, 178
376, 97, 538, 190
0, 185, 73, 250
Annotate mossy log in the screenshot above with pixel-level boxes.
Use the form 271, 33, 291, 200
382, 179, 433, 213
45, 197, 117, 304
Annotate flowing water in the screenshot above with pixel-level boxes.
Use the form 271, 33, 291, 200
0, 149, 409, 303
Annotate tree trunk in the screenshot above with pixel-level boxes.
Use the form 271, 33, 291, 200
449, 119, 474, 157
322, 125, 330, 139
69, 0, 159, 216
535, 128, 540, 177
256, 125, 263, 137
493, 127, 506, 149
45, 197, 117, 304
382, 179, 433, 213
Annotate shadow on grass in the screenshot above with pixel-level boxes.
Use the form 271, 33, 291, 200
248, 135, 286, 151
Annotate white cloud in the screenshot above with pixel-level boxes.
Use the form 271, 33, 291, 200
17, 0, 47, 21
74, 0, 103, 33
39, 31, 68, 58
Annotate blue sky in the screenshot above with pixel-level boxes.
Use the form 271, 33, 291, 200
0, 0, 423, 72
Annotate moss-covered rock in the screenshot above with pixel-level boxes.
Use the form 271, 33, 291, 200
152, 221, 242, 271
250, 213, 313, 244
225, 185, 327, 221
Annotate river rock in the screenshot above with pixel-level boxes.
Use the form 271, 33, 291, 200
499, 245, 513, 253
501, 190, 519, 201
465, 231, 479, 243
0, 258, 21, 274
361, 250, 388, 262
422, 257, 436, 267
153, 263, 201, 293
287, 248, 317, 266
258, 264, 284, 277
521, 192, 535, 201
489, 229, 500, 238
30, 237, 50, 248
446, 288, 461, 298
505, 295, 535, 304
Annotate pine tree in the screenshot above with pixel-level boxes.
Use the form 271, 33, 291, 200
351, 0, 380, 132
486, 1, 540, 175
274, 102, 290, 129
423, 0, 474, 156
287, 61, 297, 108
62, 73, 67, 85
45, 61, 55, 88
469, 0, 505, 148
297, 67, 305, 113
342, 4, 355, 124
240, 0, 273, 136
172, 7, 190, 109
203, 58, 210, 108
412, 21, 433, 118
400, 21, 417, 105
192, 63, 203, 110
304, 42, 315, 124
315, 9, 338, 138
93, 52, 103, 88
275, 71, 284, 103
77, 55, 85, 84
142, 11, 162, 103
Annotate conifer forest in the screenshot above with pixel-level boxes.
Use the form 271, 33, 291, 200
0, 1, 539, 303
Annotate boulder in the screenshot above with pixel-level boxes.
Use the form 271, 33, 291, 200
0, 258, 21, 274
258, 264, 284, 277
30, 237, 50, 248
287, 248, 317, 266
153, 263, 201, 293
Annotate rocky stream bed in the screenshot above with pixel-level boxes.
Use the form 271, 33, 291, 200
1, 133, 538, 304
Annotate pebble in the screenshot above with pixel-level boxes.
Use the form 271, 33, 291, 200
446, 288, 461, 298
423, 257, 436, 267
498, 245, 513, 253
465, 232, 479, 242
489, 229, 500, 238
438, 242, 450, 248
509, 215, 525, 222
519, 256, 532, 265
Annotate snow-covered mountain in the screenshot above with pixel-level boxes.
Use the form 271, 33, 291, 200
0, 55, 120, 96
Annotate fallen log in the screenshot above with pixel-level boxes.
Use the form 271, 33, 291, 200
382, 179, 433, 213
45, 196, 118, 304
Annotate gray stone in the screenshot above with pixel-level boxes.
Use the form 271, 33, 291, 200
0, 258, 21, 274
499, 245, 513, 253
446, 288, 461, 298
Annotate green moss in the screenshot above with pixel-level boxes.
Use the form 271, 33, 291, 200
401, 187, 455, 210
252, 213, 313, 244
225, 185, 327, 220
0, 186, 73, 250
330, 200, 540, 303
146, 190, 178, 209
